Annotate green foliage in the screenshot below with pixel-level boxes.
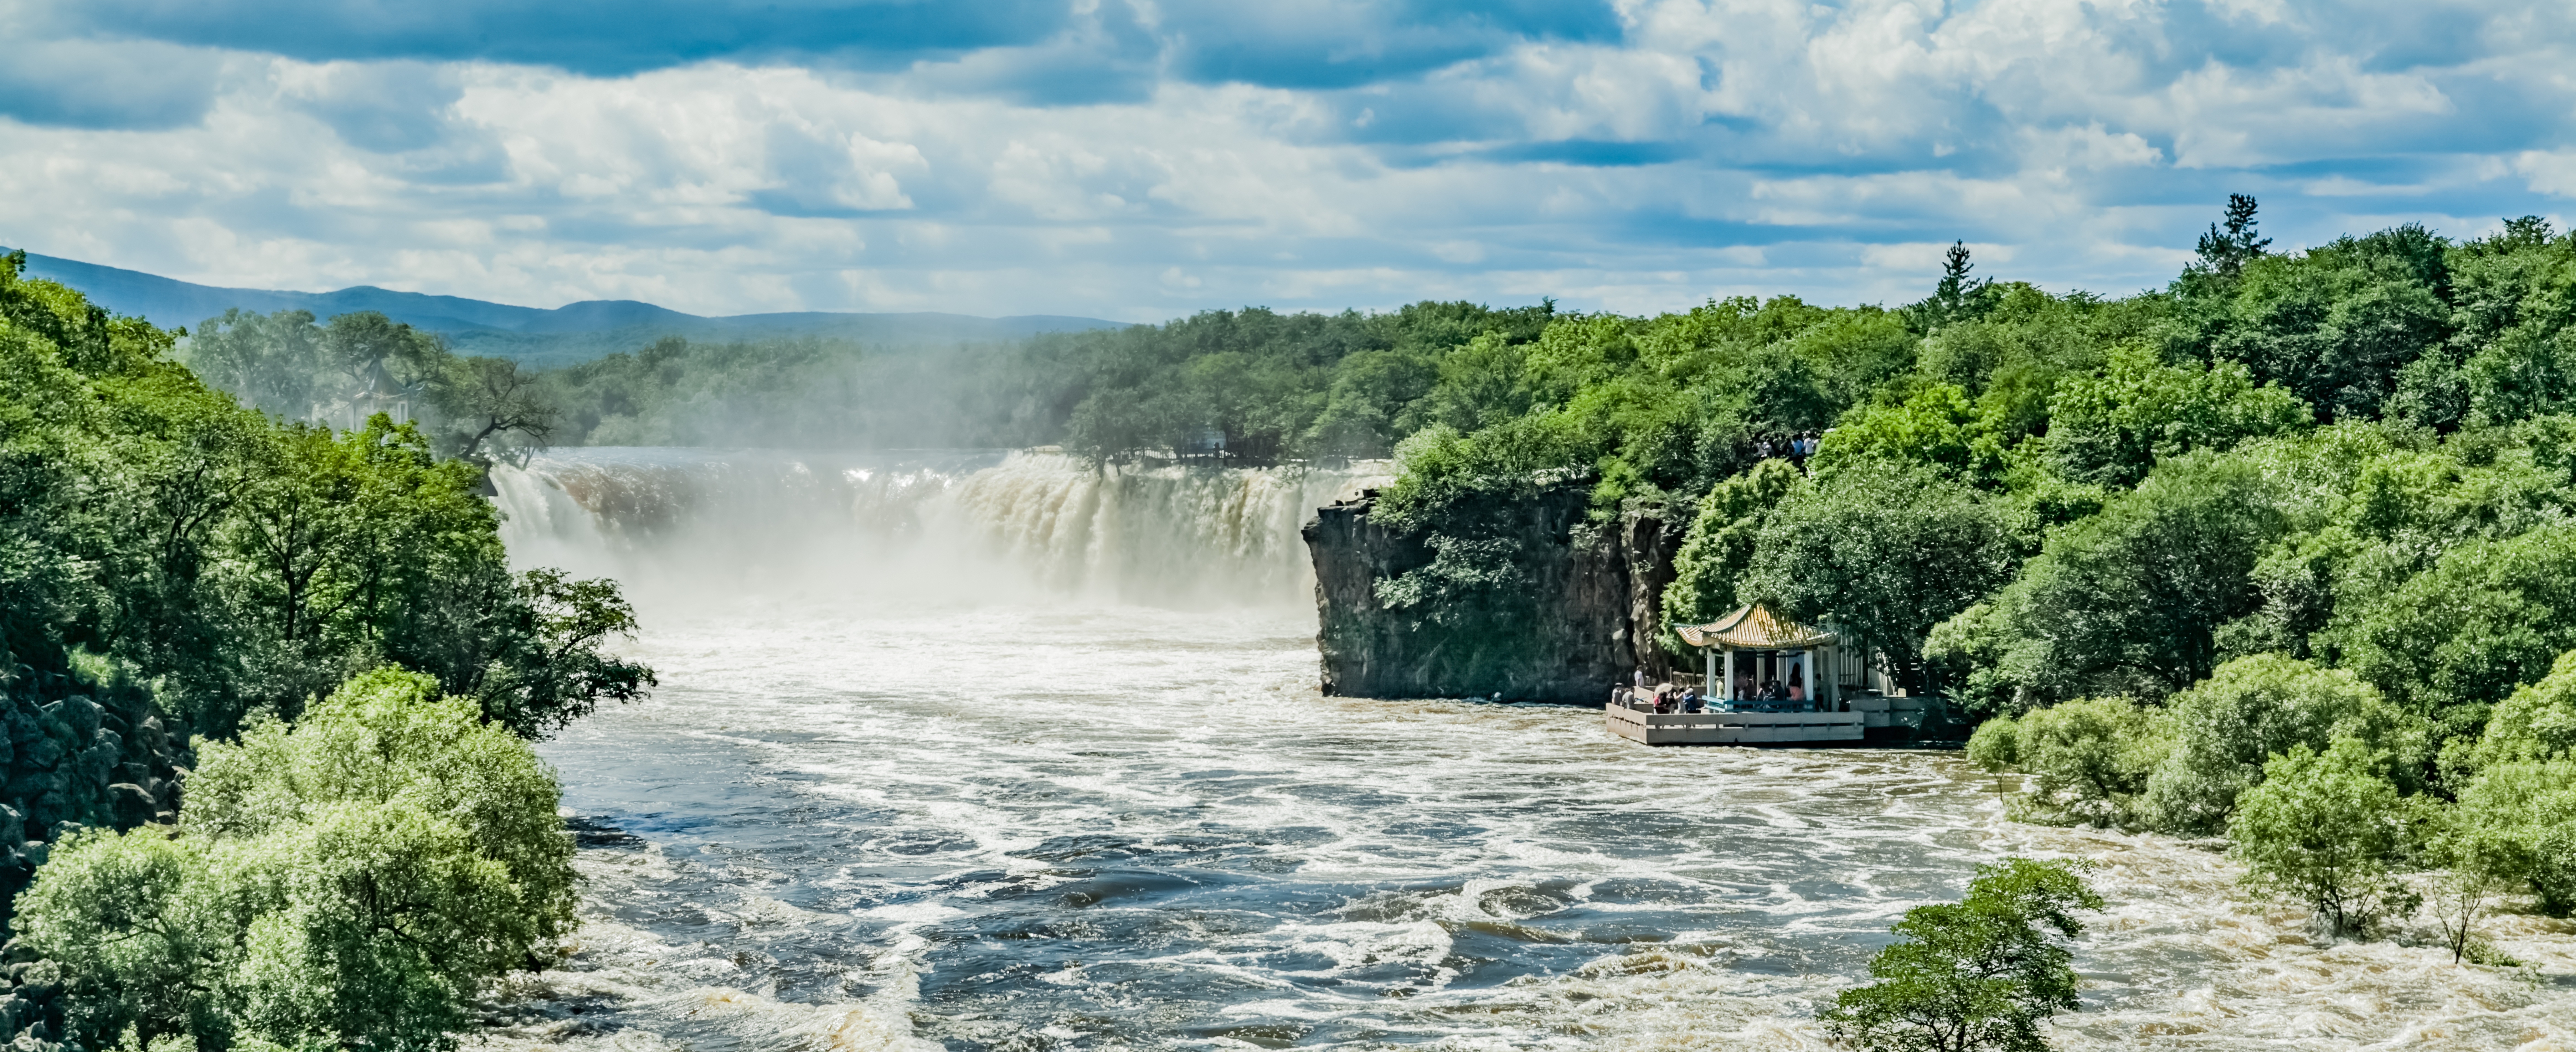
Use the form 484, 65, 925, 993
1966, 716, 2019, 774
2330, 523, 2576, 742
2227, 737, 2423, 937
2193, 193, 2272, 281
2139, 655, 2421, 836
2211, 225, 2452, 421
2442, 759, 2576, 918
184, 308, 556, 463
14, 670, 574, 1052
1975, 454, 2284, 704
530, 302, 1554, 458
2004, 696, 2169, 828
1657, 459, 1804, 647
0, 253, 649, 744
1810, 382, 2003, 485
1740, 464, 2016, 693
2044, 344, 2309, 488
2453, 649, 2576, 775
2447, 219, 2576, 427
1820, 857, 2102, 1052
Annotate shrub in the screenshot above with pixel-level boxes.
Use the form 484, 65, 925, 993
2444, 759, 2576, 917
2227, 737, 2422, 937
1966, 716, 2020, 776
2008, 696, 2169, 828
12, 669, 576, 1051
2452, 649, 2576, 776
1821, 857, 2102, 1052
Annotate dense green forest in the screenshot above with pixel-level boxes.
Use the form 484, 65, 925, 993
1364, 201, 2576, 956
0, 252, 648, 1051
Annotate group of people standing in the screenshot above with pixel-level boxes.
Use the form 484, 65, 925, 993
1613, 682, 1706, 714
1612, 668, 1812, 714
1754, 432, 1822, 462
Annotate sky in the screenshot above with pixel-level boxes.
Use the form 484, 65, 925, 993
2, 0, 2573, 323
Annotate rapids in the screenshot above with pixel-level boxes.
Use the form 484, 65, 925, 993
478, 449, 2576, 1051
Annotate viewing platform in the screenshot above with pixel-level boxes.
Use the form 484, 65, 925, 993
1605, 604, 1928, 747
1604, 697, 1865, 745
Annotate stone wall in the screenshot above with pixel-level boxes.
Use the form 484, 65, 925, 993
1303, 489, 1681, 702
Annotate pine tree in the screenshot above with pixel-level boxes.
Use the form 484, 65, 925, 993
2194, 193, 2271, 278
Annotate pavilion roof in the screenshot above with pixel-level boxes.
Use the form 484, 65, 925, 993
1675, 605, 1839, 650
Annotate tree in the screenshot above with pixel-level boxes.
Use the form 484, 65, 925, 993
1983, 452, 2284, 703
1821, 857, 2102, 1052
184, 308, 328, 415
2042, 344, 2309, 488
2330, 523, 2576, 743
467, 568, 659, 739
2195, 193, 2272, 279
1658, 459, 1804, 645
2443, 759, 2576, 917
2227, 737, 2422, 938
2448, 648, 2576, 776
1808, 382, 2003, 486
319, 311, 441, 403
2140, 654, 2420, 836
2212, 226, 2452, 420
1909, 241, 1998, 331
1741, 462, 2016, 693
2424, 789, 2535, 964
431, 355, 557, 462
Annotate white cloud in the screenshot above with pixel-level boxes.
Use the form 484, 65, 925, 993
1, 0, 2572, 323
2518, 150, 2576, 199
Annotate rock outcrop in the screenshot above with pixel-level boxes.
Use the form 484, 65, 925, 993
1304, 489, 1682, 701
0, 666, 187, 929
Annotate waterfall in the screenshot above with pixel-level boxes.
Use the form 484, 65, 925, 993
490, 448, 1389, 607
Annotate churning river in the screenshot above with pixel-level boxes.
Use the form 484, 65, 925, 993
477, 449, 2576, 1052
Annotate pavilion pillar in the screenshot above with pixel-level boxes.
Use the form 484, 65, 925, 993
1723, 648, 1737, 701
1704, 647, 1716, 696
1802, 648, 1816, 710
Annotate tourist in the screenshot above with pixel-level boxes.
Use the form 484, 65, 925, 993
1682, 689, 1704, 713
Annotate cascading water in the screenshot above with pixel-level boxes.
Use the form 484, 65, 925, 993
492, 448, 1389, 606
480, 448, 2576, 1052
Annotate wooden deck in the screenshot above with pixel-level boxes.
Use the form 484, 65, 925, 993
1605, 702, 1865, 746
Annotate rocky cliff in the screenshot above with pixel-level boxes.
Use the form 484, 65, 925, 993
0, 665, 187, 931
1304, 489, 1683, 701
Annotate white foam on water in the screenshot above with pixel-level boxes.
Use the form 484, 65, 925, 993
481, 448, 2576, 1051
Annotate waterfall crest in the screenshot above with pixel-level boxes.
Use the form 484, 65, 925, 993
490, 448, 1388, 607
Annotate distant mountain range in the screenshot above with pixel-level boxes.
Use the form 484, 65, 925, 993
7, 249, 1129, 365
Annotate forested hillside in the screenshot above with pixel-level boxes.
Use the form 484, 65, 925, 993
521, 299, 1560, 454
1357, 202, 2576, 949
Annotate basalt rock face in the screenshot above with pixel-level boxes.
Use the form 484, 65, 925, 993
0, 667, 188, 930
1619, 508, 1686, 684
1304, 490, 1679, 702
